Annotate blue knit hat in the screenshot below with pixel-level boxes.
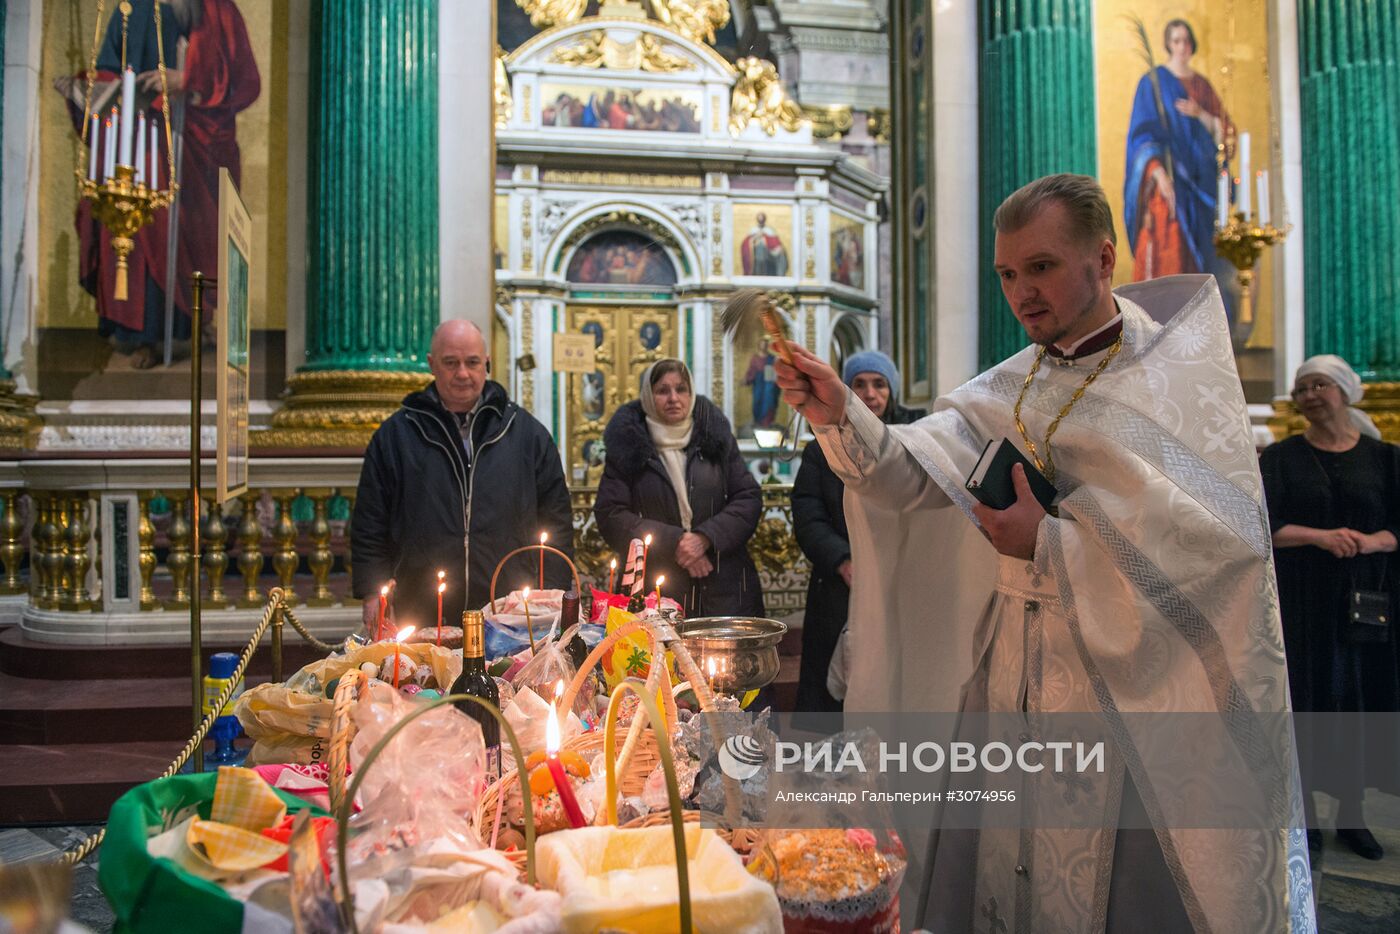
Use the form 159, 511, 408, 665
842, 350, 898, 395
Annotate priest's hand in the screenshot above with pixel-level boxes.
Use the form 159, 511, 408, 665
774, 342, 847, 426
972, 463, 1046, 560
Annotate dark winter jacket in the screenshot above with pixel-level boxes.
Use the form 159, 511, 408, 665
594, 397, 764, 618
791, 402, 925, 711
352, 380, 574, 629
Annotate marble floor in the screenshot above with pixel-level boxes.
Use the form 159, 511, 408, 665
3, 791, 1399, 932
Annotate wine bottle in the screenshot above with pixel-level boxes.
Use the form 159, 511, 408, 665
561, 590, 588, 671
452, 610, 501, 780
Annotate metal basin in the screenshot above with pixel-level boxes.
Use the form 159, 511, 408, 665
675, 616, 787, 695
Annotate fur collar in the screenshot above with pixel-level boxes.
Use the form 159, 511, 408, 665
603, 397, 730, 480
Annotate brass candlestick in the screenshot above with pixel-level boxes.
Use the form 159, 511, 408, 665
1214, 211, 1290, 346
76, 164, 177, 301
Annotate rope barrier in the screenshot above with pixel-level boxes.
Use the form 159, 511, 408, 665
57, 588, 341, 866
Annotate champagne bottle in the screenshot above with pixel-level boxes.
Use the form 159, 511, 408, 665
451, 610, 501, 780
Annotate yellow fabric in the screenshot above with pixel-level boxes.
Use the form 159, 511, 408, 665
211, 765, 287, 830
186, 818, 287, 873
537, 825, 781, 934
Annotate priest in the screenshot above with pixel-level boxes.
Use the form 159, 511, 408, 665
774, 174, 1313, 931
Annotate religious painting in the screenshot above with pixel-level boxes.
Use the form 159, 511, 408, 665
1095, 3, 1275, 359
37, 0, 283, 400
730, 311, 793, 440
494, 194, 510, 269
216, 169, 252, 505
565, 231, 679, 286
732, 204, 793, 278
540, 84, 702, 133
830, 215, 866, 290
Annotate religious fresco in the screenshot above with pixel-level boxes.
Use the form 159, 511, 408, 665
1095, 3, 1275, 352
565, 231, 679, 286
731, 204, 793, 278
540, 84, 703, 133
37, 0, 282, 397
830, 214, 866, 290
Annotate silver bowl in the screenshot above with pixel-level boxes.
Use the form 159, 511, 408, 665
675, 616, 787, 695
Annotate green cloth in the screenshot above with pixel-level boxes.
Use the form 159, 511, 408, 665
99, 771, 326, 934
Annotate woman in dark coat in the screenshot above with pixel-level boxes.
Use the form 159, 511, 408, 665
1261, 354, 1400, 861
595, 359, 765, 617
792, 350, 924, 712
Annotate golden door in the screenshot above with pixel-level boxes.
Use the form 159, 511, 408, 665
565, 305, 678, 483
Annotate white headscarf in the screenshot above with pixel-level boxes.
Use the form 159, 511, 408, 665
639, 360, 696, 530
1296, 354, 1381, 439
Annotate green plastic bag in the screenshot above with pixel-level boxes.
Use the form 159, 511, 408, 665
99, 771, 327, 934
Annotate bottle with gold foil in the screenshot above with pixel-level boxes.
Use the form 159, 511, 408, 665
451, 610, 501, 779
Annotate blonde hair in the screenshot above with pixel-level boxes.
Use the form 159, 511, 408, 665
993, 173, 1117, 247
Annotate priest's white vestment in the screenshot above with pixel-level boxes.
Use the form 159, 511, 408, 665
814, 275, 1314, 932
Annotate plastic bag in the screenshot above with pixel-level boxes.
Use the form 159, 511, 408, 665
502, 686, 583, 759
483, 588, 563, 659
235, 643, 462, 766
507, 637, 576, 703
347, 681, 487, 863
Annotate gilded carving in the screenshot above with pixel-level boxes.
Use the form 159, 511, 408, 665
803, 104, 854, 140
867, 107, 892, 143
540, 170, 701, 189
494, 46, 513, 129
648, 0, 730, 46
521, 304, 536, 411
729, 58, 804, 137
558, 210, 682, 258
0, 382, 42, 451
1270, 382, 1400, 444
549, 30, 691, 72
255, 371, 431, 449
520, 198, 535, 271
803, 209, 816, 279
516, 0, 588, 29
806, 305, 817, 352
711, 318, 724, 402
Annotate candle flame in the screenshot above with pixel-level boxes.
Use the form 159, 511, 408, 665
380, 585, 390, 597
545, 699, 561, 754
707, 657, 717, 677
437, 569, 445, 581
540, 531, 548, 544
656, 575, 665, 587
437, 582, 446, 595
395, 625, 415, 642
643, 533, 653, 546
610, 557, 617, 569
523, 586, 531, 600
554, 679, 564, 700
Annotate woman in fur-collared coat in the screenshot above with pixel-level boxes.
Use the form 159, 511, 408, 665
594, 359, 765, 618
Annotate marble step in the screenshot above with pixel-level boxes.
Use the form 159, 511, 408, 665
0, 740, 192, 824
0, 626, 327, 680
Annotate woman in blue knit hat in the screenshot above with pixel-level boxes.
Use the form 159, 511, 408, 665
791, 349, 925, 711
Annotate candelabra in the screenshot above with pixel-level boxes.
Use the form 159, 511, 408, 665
75, 0, 179, 302
1213, 211, 1291, 347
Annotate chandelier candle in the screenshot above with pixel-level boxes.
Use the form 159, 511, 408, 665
119, 67, 136, 166
135, 112, 146, 186
87, 115, 99, 180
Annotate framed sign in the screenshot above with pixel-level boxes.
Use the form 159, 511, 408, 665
216, 168, 253, 505
553, 332, 597, 373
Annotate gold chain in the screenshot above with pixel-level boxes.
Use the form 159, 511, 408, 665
1012, 334, 1124, 483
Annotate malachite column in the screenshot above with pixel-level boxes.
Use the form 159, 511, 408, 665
262, 0, 439, 447
1299, 0, 1400, 401
977, 0, 1097, 371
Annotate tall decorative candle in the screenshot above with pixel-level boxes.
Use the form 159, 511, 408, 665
104, 113, 116, 179
1257, 171, 1270, 226
149, 123, 158, 190
1217, 171, 1228, 227
135, 112, 147, 186
88, 115, 100, 180
1238, 132, 1251, 217
119, 68, 136, 167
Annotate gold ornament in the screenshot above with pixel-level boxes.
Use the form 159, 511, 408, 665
516, 0, 588, 29
494, 46, 513, 129
549, 30, 691, 72
729, 58, 804, 137
649, 0, 730, 45
1012, 335, 1124, 483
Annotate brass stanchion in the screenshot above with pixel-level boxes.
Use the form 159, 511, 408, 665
190, 272, 213, 773
271, 602, 284, 684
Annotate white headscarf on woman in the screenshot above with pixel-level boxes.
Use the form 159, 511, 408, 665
1296, 354, 1382, 439
639, 359, 697, 530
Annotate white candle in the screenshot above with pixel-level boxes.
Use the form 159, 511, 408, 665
1238, 132, 1251, 214
1217, 170, 1228, 227
119, 68, 136, 167
104, 112, 116, 180
135, 112, 147, 186
1237, 175, 1250, 219
150, 123, 159, 191
1257, 170, 1270, 226
87, 114, 99, 181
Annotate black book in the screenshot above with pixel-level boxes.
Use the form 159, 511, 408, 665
965, 437, 1058, 512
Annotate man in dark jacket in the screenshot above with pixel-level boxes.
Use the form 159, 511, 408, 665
352, 320, 574, 634
792, 350, 923, 711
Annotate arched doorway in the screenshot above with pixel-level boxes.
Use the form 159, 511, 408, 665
562, 230, 681, 483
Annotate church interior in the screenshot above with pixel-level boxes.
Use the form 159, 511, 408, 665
1, 0, 1398, 930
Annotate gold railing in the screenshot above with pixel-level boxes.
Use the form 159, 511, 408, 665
3, 484, 808, 619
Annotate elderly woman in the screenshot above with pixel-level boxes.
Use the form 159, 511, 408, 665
1261, 355, 1400, 860
594, 359, 765, 617
791, 351, 925, 712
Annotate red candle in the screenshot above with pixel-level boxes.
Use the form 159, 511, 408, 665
607, 558, 617, 595
545, 700, 587, 828
538, 532, 548, 589
435, 581, 446, 646
377, 586, 389, 641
